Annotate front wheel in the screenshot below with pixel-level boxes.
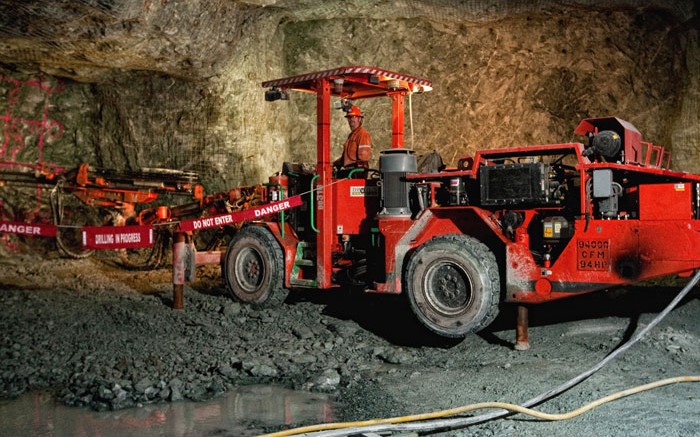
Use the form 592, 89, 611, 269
405, 235, 500, 338
222, 226, 288, 307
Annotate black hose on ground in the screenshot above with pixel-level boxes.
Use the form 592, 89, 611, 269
311, 269, 700, 436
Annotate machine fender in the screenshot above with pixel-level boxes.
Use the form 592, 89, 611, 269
386, 207, 505, 294
251, 222, 300, 289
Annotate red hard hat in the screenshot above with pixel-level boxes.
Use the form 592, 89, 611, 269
345, 106, 363, 118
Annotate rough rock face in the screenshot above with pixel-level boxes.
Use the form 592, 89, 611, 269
0, 0, 698, 197
0, 0, 260, 82
282, 8, 696, 169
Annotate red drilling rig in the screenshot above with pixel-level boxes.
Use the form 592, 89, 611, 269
216, 66, 700, 342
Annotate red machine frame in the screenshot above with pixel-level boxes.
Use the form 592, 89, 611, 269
261, 66, 432, 289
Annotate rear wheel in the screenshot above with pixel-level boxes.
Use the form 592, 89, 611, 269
405, 234, 500, 338
223, 226, 287, 306
118, 228, 170, 269
51, 188, 98, 259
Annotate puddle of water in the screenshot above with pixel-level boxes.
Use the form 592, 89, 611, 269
0, 385, 335, 437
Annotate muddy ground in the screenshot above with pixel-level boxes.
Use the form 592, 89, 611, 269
1, 248, 699, 436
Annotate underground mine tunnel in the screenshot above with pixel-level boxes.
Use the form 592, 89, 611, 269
1, 1, 700, 436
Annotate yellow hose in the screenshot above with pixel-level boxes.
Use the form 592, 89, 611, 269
257, 375, 700, 437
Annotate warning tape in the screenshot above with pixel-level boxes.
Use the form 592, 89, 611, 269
0, 173, 360, 250
82, 224, 155, 250
0, 195, 305, 250
0, 221, 56, 237
178, 195, 303, 232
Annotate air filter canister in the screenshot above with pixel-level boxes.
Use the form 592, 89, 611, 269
379, 149, 417, 216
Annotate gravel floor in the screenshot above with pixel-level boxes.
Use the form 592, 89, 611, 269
1, 250, 699, 436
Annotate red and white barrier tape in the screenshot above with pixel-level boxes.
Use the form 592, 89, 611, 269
81, 224, 154, 250
0, 194, 305, 250
177, 195, 303, 232
0, 221, 57, 237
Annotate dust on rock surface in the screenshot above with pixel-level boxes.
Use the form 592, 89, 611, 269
1, 252, 699, 436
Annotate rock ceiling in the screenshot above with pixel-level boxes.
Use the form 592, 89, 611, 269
0, 0, 695, 83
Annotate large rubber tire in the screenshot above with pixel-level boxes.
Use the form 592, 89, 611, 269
222, 226, 288, 307
118, 229, 169, 270
405, 234, 500, 338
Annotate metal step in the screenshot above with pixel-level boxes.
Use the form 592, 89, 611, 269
291, 241, 316, 287
294, 259, 315, 266
290, 278, 318, 287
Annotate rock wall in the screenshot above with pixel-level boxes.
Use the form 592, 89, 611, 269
0, 0, 697, 200
281, 7, 694, 170
672, 28, 700, 173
